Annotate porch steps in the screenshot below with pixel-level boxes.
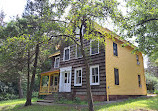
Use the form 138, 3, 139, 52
37, 92, 59, 103
37, 100, 54, 103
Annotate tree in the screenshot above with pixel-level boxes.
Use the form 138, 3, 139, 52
0, 9, 5, 26
53, 1, 120, 110
118, 0, 158, 64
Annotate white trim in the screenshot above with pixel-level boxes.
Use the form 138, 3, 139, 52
74, 67, 82, 86
63, 46, 70, 61
90, 40, 99, 55
75, 44, 83, 59
54, 56, 60, 68
90, 65, 100, 85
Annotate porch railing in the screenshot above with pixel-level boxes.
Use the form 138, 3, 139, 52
40, 85, 58, 94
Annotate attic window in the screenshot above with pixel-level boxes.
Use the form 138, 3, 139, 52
113, 42, 118, 56
76, 45, 82, 58
136, 55, 140, 65
90, 40, 99, 55
63, 46, 70, 61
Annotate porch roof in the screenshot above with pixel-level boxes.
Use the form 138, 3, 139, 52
48, 51, 60, 58
41, 70, 59, 76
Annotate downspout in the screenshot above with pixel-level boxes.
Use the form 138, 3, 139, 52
105, 41, 109, 101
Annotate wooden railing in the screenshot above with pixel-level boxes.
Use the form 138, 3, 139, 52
40, 85, 58, 94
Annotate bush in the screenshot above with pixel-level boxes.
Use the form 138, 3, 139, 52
0, 93, 18, 101
146, 73, 158, 93
32, 91, 39, 98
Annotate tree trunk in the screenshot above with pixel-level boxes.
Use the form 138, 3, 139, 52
80, 22, 94, 111
25, 44, 39, 106
18, 75, 24, 98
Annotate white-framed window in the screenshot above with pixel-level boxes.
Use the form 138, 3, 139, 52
90, 40, 99, 55
90, 65, 99, 85
63, 46, 70, 61
76, 45, 82, 58
54, 56, 60, 68
74, 68, 82, 86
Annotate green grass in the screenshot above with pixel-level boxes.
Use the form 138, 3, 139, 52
0, 98, 38, 106
0, 96, 158, 111
0, 98, 38, 111
95, 96, 158, 111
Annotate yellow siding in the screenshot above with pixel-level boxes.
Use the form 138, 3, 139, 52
105, 38, 147, 95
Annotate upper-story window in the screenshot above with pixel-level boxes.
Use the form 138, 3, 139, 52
90, 65, 99, 85
76, 45, 82, 58
113, 42, 118, 56
136, 54, 140, 65
75, 25, 86, 37
63, 46, 70, 61
90, 40, 99, 55
54, 56, 60, 68
74, 68, 82, 86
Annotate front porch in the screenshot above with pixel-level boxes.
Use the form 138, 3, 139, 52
39, 70, 59, 95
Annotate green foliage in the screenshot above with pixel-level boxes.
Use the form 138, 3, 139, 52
145, 73, 158, 92
32, 92, 39, 98
118, 0, 158, 63
0, 93, 18, 101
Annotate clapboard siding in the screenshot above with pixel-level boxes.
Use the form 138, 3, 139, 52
58, 39, 106, 95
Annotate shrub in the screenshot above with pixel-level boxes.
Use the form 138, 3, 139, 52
146, 73, 158, 92
0, 93, 18, 101
32, 91, 39, 98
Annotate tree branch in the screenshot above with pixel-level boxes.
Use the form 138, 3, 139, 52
137, 18, 158, 26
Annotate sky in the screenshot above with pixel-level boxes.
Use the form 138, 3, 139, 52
0, 0, 26, 22
0, 0, 148, 68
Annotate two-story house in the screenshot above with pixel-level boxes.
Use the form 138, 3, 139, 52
39, 27, 147, 101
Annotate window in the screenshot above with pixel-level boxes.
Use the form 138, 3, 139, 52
90, 65, 99, 85
75, 25, 86, 37
90, 40, 99, 55
54, 56, 60, 68
74, 68, 82, 86
76, 45, 82, 58
113, 42, 118, 56
114, 68, 119, 85
63, 46, 70, 61
138, 75, 141, 87
136, 55, 140, 65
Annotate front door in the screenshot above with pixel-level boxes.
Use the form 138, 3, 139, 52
59, 67, 72, 92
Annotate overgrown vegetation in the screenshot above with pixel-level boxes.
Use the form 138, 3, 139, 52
146, 73, 158, 94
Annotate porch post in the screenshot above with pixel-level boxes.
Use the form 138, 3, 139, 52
48, 74, 51, 93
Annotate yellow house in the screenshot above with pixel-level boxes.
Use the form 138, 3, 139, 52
39, 26, 147, 101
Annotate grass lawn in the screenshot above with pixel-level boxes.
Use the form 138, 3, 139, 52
0, 96, 158, 111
